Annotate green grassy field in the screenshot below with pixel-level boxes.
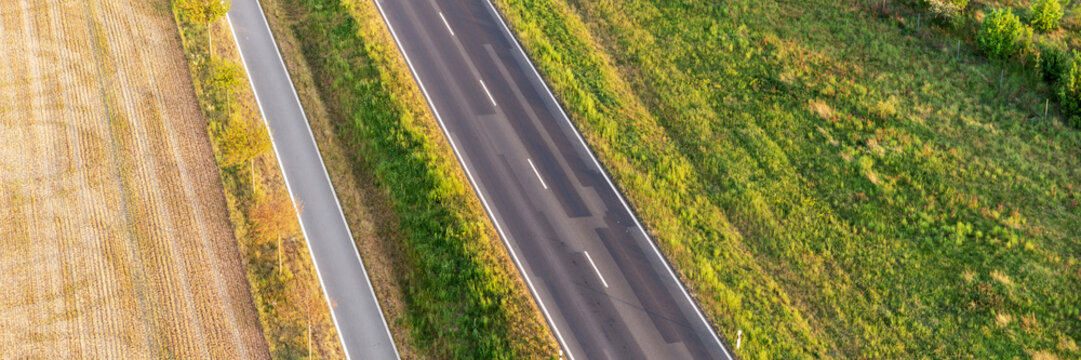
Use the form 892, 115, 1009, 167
494, 0, 1081, 358
262, 0, 559, 358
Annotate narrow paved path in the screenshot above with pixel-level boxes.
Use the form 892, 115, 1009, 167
227, 1, 399, 358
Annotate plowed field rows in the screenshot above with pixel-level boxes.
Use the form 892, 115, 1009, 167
0, 0, 268, 358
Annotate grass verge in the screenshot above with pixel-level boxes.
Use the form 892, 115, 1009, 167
171, 3, 344, 358
492, 0, 1081, 358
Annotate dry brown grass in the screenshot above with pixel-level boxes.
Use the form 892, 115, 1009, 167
1027, 349, 1061, 360
962, 269, 976, 283
991, 270, 1014, 286
809, 99, 833, 120
1058, 335, 1079, 353
996, 312, 1013, 328
0, 0, 268, 358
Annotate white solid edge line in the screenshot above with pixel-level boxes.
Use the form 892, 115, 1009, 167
526, 158, 548, 190
479, 79, 497, 107
478, 1, 734, 359
371, 1, 575, 359
227, 7, 401, 360
582, 251, 608, 288
438, 11, 455, 36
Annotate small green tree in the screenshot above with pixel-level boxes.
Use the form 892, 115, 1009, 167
202, 56, 243, 113
978, 8, 1025, 60
248, 189, 300, 271
204, 56, 242, 92
1057, 51, 1081, 127
1029, 0, 1063, 32
217, 111, 272, 168
175, 0, 230, 54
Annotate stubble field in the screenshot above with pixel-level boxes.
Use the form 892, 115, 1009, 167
0, 0, 268, 358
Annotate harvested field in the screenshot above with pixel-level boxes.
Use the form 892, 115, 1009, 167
0, 0, 269, 358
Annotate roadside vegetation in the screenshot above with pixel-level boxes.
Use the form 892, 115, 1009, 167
172, 0, 344, 358
251, 0, 560, 358
493, 0, 1081, 358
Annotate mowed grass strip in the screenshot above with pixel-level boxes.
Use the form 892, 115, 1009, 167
259, 0, 560, 357
493, 0, 1081, 358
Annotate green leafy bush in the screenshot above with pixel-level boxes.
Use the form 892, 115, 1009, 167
869, 97, 898, 119
1058, 51, 1081, 127
1039, 41, 1070, 82
978, 8, 1024, 59
1029, 0, 1063, 32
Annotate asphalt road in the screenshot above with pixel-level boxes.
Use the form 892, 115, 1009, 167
226, 1, 399, 359
373, 0, 734, 359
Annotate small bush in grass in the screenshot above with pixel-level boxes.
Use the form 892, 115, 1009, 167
925, 0, 968, 27
1039, 41, 1070, 82
979, 8, 1025, 60
1058, 51, 1081, 127
870, 97, 898, 120
1030, 0, 1063, 32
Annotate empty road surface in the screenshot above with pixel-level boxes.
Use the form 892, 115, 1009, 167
227, 0, 399, 358
373, 0, 734, 359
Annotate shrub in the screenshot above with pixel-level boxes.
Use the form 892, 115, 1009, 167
870, 97, 899, 119
924, 0, 968, 27
1029, 0, 1063, 32
1057, 51, 1081, 127
1039, 41, 1070, 82
978, 8, 1025, 60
